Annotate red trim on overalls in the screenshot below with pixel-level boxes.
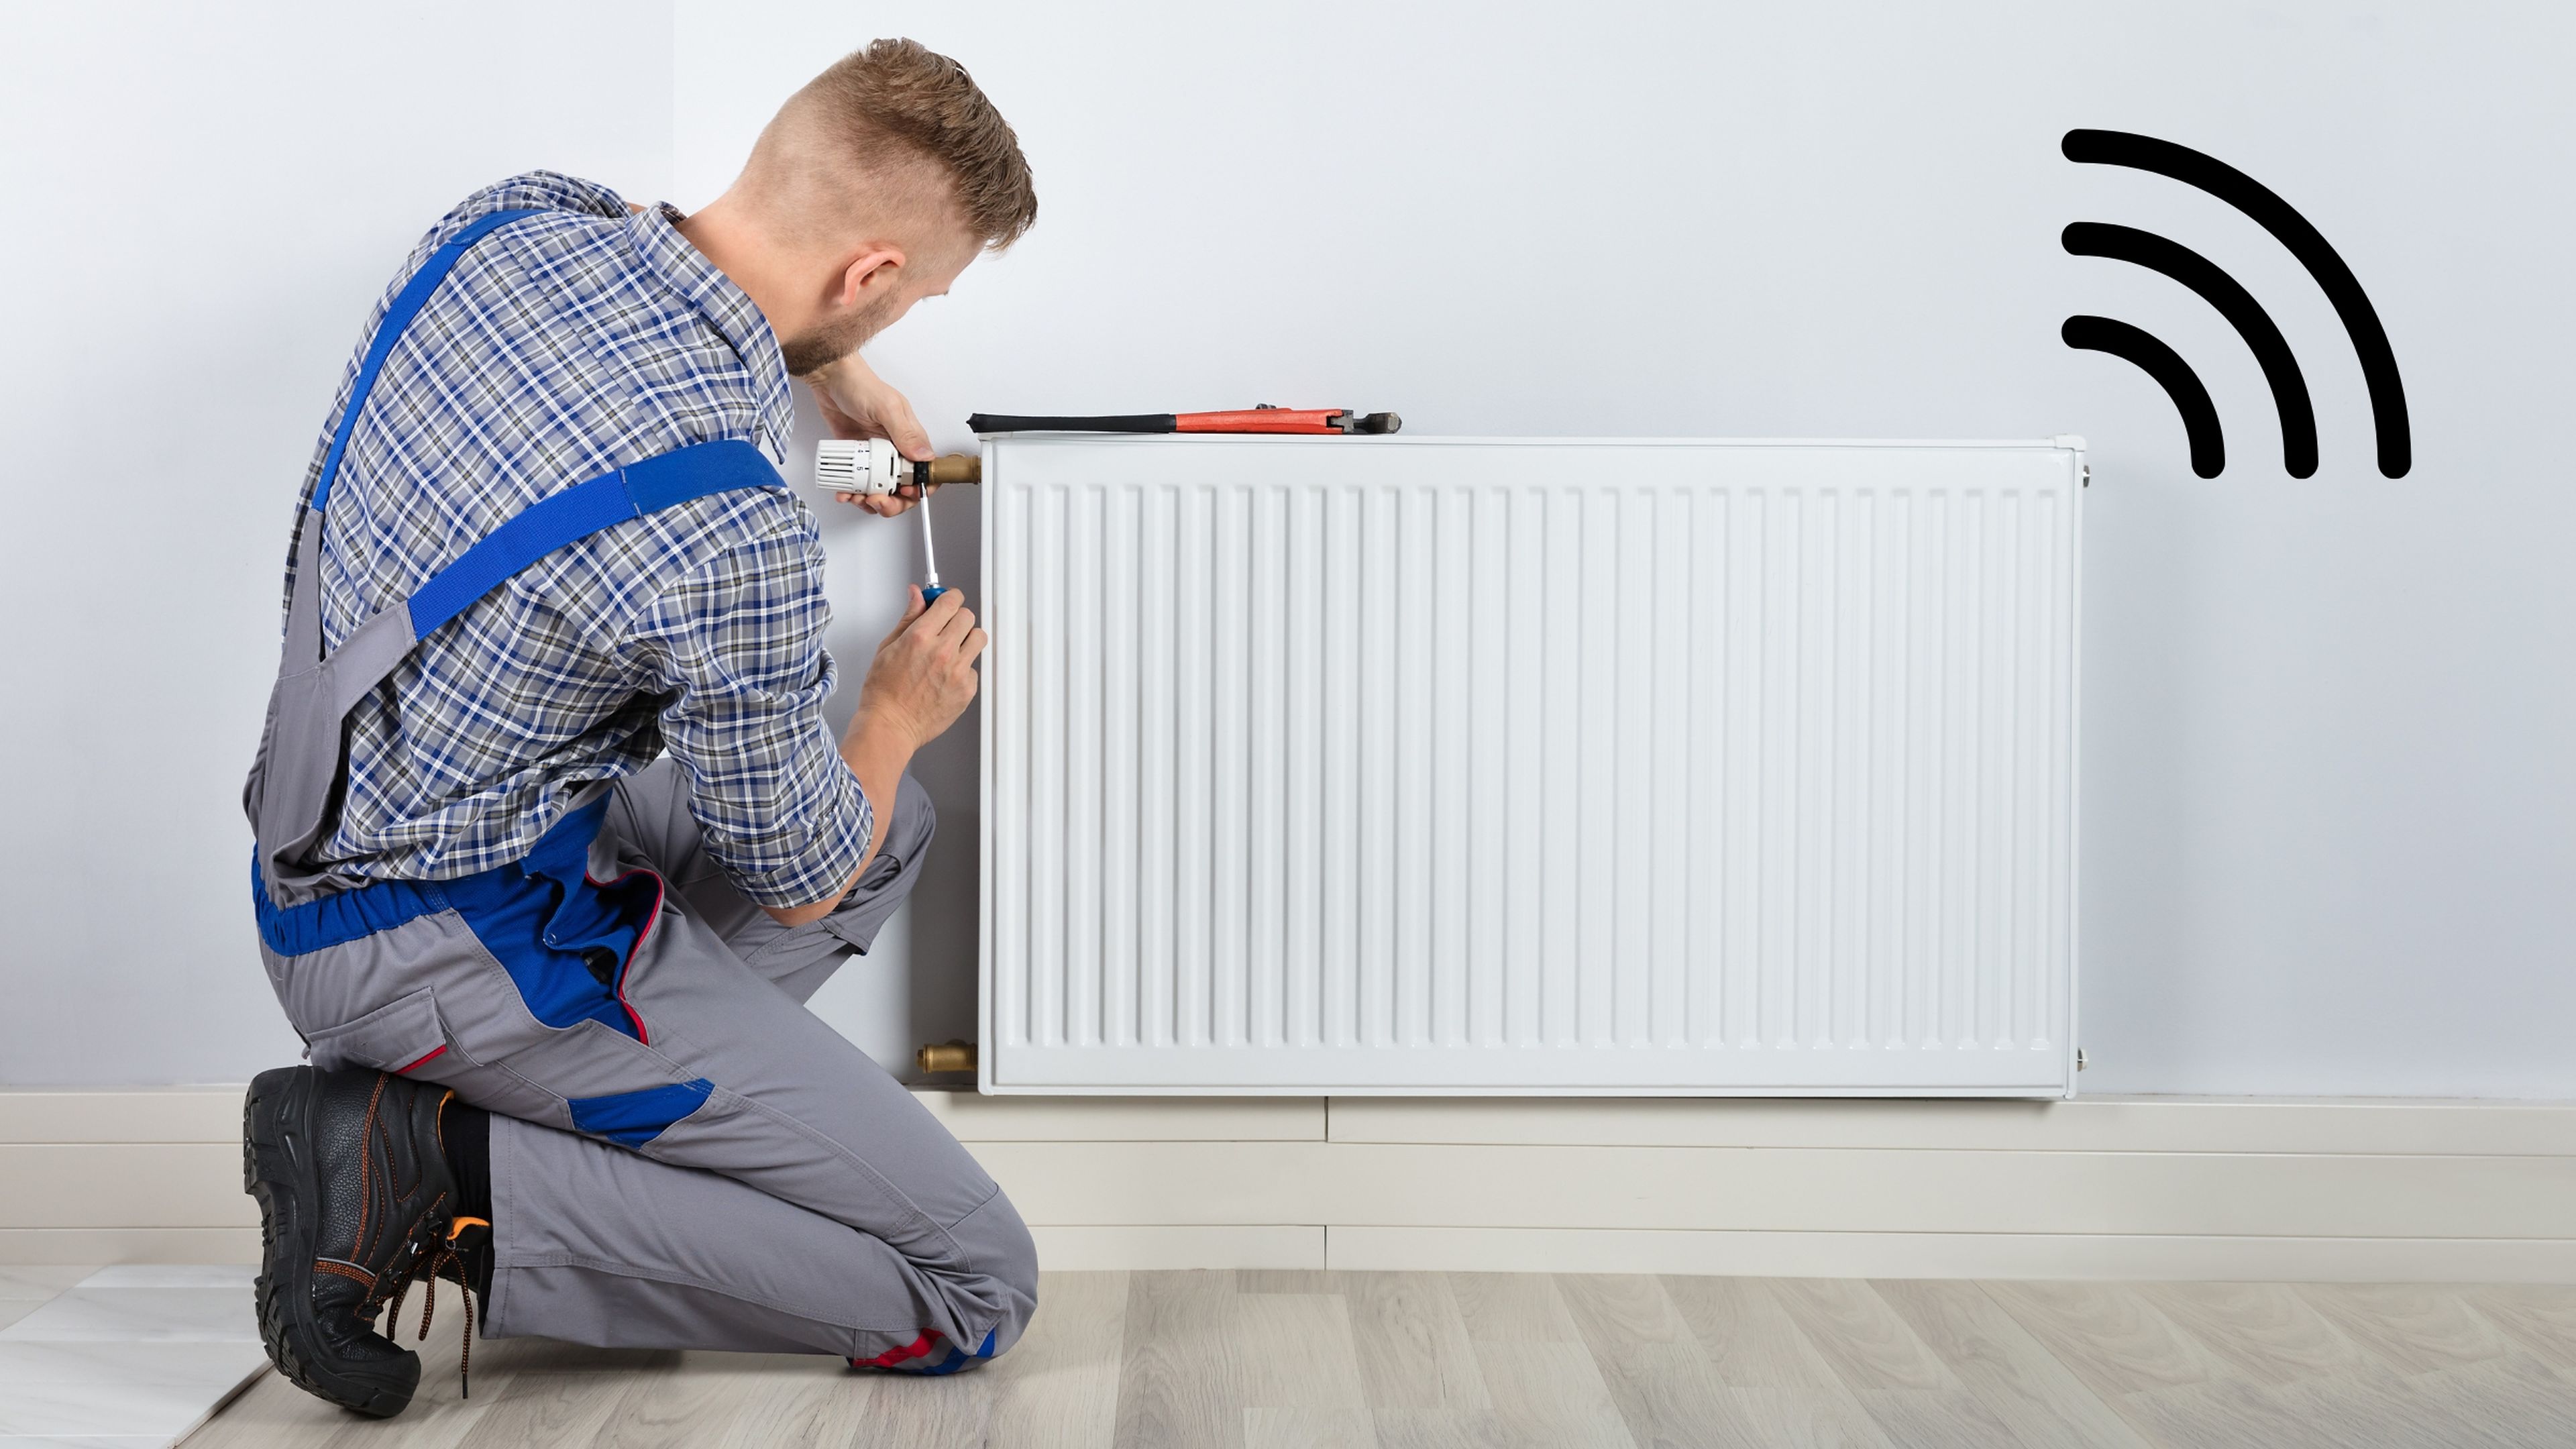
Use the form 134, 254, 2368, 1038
857, 1329, 945, 1368
586, 865, 667, 1046
396, 1044, 449, 1074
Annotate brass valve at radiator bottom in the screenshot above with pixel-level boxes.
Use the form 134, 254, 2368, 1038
917, 1040, 977, 1074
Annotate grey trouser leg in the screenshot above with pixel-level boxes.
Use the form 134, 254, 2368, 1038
260, 761, 1036, 1368
600, 757, 927, 1008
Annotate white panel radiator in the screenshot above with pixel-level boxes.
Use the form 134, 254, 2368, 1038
980, 437, 2084, 1095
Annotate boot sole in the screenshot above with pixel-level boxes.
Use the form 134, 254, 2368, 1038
243, 1067, 419, 1418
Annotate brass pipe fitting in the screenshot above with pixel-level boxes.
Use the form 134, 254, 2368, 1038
916, 1040, 977, 1074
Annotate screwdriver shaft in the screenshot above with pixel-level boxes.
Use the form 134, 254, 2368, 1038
918, 493, 945, 602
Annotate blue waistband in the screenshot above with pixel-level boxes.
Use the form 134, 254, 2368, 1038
252, 796, 602, 959
252, 859, 451, 957
252, 795, 657, 1041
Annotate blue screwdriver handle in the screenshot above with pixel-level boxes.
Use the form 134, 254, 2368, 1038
922, 583, 949, 605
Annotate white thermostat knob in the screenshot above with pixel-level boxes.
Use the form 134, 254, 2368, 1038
814, 437, 902, 496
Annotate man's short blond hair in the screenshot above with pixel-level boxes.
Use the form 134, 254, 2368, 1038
775, 38, 1036, 251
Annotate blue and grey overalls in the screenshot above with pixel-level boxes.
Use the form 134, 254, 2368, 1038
244, 209, 1035, 1370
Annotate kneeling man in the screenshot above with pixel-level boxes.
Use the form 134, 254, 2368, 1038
239, 40, 1038, 1416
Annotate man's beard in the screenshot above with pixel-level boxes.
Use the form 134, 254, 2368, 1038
780, 291, 903, 376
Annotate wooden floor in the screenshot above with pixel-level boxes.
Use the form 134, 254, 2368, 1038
184, 1271, 2576, 1448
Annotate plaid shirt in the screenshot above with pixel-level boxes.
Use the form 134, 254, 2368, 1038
278, 172, 870, 908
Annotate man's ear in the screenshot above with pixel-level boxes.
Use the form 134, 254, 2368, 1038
833, 246, 907, 310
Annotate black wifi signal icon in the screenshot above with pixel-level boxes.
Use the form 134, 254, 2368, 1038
2060, 129, 2410, 479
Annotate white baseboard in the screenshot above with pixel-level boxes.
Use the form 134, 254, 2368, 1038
1034, 1225, 1324, 1271
1324, 1228, 2576, 1282
6, 1088, 2572, 1280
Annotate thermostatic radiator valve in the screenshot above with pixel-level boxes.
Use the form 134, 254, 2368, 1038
814, 437, 980, 497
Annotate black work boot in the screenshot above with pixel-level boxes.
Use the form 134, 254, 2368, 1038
242, 1066, 468, 1417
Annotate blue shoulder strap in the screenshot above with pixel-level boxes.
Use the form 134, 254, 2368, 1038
404, 439, 781, 639
299, 205, 788, 659
311, 208, 543, 518
297, 205, 788, 649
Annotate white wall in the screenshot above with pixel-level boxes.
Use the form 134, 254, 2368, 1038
7, 1, 2572, 1098
0, 2, 675, 1083
686, 0, 2576, 1101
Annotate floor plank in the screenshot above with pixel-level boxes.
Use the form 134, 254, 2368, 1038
1239, 1269, 1343, 1295
173, 1272, 2576, 1449
591, 1353, 812, 1449
1234, 1291, 1368, 1411
1341, 1273, 1489, 1416
1876, 1280, 2149, 1449
1113, 1269, 1244, 1449
984, 1269, 1127, 1449
2292, 1283, 2516, 1375
1767, 1278, 2035, 1449
1661, 1276, 1893, 1449
450, 1370, 639, 1449
1446, 1272, 1584, 1344
1982, 1280, 2229, 1399
2110, 1374, 2360, 1449
1556, 1273, 1768, 1449
1767, 1279, 1959, 1394
1371, 1404, 1633, 1449
849, 1366, 996, 1449
1462, 1340, 1639, 1449
2463, 1283, 2576, 1369
1245, 1405, 1380, 1449
2263, 1352, 2576, 1449
708, 1362, 883, 1449
2385, 1353, 2576, 1449
2132, 1281, 2374, 1387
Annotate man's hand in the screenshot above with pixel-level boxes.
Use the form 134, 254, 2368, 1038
808, 354, 936, 517
851, 586, 986, 755
762, 586, 985, 929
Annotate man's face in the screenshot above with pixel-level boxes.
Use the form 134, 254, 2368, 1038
781, 229, 978, 376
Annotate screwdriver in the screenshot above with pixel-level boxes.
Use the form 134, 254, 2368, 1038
812, 438, 980, 604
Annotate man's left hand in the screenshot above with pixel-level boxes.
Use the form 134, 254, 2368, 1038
809, 354, 935, 517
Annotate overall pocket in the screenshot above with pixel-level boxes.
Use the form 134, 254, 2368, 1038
303, 985, 452, 1075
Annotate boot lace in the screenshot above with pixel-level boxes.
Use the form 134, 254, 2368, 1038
376, 1214, 484, 1398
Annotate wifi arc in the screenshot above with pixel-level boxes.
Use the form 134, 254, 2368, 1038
2059, 129, 2411, 480
2063, 223, 2316, 478
2060, 315, 2228, 478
